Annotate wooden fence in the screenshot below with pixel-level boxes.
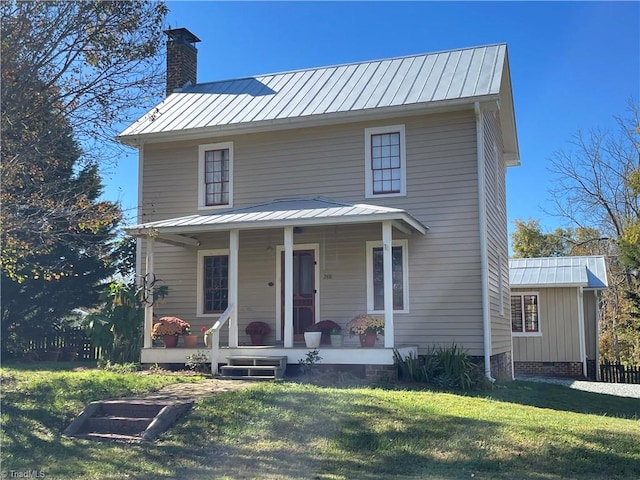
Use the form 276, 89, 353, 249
25, 326, 101, 361
599, 361, 640, 384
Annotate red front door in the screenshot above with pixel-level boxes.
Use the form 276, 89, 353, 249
281, 249, 316, 341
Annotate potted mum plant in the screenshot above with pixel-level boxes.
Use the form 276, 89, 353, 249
245, 321, 271, 345
345, 314, 384, 347
151, 316, 191, 348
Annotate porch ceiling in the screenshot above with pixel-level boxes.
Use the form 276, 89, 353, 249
125, 197, 428, 239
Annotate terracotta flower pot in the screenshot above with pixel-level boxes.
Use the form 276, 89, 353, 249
182, 335, 198, 348
359, 332, 377, 348
250, 333, 265, 345
163, 335, 179, 348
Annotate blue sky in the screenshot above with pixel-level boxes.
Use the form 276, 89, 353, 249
105, 1, 639, 240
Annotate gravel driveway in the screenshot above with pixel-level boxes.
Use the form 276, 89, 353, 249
517, 375, 640, 399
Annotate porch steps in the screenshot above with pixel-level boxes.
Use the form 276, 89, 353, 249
64, 400, 193, 442
219, 355, 287, 380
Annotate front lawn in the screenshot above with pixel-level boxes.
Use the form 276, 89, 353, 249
1, 364, 638, 479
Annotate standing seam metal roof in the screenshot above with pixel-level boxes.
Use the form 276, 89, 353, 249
509, 256, 608, 289
119, 44, 507, 139
125, 197, 428, 235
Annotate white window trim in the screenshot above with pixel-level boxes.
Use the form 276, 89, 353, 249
511, 291, 542, 337
196, 248, 229, 317
364, 124, 407, 198
198, 141, 234, 210
366, 239, 409, 314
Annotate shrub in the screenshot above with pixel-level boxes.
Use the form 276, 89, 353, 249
394, 344, 493, 391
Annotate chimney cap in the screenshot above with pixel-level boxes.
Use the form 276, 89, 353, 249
164, 27, 201, 45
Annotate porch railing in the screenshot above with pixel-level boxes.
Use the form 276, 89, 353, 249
209, 303, 235, 375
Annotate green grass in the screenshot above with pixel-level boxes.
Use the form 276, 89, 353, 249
1, 365, 639, 480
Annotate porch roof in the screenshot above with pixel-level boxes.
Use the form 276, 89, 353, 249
126, 197, 428, 238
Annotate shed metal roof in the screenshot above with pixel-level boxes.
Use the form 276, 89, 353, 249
126, 197, 428, 236
509, 256, 608, 289
118, 43, 517, 161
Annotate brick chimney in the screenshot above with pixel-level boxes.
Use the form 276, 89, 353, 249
164, 28, 201, 96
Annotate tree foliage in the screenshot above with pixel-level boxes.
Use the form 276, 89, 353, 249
1, 1, 168, 150
511, 220, 611, 259
0, 1, 167, 356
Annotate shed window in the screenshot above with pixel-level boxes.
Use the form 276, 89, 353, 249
511, 293, 540, 335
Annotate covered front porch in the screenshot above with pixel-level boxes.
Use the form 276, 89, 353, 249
128, 197, 427, 373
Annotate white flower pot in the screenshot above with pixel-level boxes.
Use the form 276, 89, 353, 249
304, 331, 322, 348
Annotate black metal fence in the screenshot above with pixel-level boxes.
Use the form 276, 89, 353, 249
600, 361, 640, 384
24, 326, 100, 361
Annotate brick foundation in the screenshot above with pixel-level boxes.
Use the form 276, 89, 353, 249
365, 364, 398, 382
514, 361, 584, 378
490, 351, 513, 381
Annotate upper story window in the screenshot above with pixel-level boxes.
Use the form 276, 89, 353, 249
199, 142, 233, 209
511, 293, 540, 335
364, 125, 406, 198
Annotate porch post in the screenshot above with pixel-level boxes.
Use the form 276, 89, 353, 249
229, 229, 239, 348
283, 226, 294, 348
382, 221, 394, 348
577, 287, 587, 377
143, 235, 155, 349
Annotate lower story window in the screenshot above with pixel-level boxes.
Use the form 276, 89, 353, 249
511, 293, 540, 334
366, 239, 409, 313
197, 249, 229, 315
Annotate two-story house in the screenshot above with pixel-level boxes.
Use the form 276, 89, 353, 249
118, 28, 520, 380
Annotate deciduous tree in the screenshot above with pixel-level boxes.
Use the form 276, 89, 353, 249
545, 101, 640, 363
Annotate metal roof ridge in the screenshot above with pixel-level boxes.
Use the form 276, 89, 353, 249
177, 43, 508, 91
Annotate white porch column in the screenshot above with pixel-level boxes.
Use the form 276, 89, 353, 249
577, 287, 587, 377
382, 221, 394, 348
229, 229, 239, 348
283, 226, 294, 348
143, 235, 155, 349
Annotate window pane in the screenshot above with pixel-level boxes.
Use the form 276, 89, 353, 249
373, 246, 404, 310
370, 132, 402, 195
204, 255, 229, 313
510, 296, 523, 332
204, 148, 230, 206
524, 295, 539, 332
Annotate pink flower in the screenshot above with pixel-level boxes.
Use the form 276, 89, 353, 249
200, 326, 207, 332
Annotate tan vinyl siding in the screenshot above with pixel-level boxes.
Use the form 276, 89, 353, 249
483, 110, 512, 356
512, 287, 581, 363
141, 109, 487, 354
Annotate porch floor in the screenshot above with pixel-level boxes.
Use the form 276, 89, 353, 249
141, 344, 418, 366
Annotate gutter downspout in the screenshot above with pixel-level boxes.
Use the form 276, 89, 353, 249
475, 102, 494, 381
